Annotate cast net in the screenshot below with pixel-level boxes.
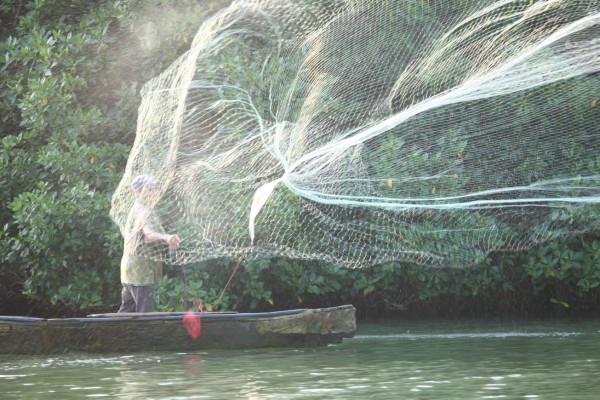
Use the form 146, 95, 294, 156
110, 0, 600, 268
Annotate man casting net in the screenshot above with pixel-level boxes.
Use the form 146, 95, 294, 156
111, 0, 600, 268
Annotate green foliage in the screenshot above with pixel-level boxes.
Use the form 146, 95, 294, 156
154, 258, 248, 312
7, 182, 114, 304
0, 0, 219, 310
524, 238, 600, 296
1, 0, 599, 316
149, 240, 600, 314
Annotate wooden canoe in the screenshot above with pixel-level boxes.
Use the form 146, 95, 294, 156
0, 305, 355, 354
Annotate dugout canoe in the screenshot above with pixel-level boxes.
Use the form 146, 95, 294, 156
0, 305, 355, 354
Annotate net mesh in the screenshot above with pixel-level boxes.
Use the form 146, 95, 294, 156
110, 0, 600, 268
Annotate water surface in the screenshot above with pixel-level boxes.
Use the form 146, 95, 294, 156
1, 319, 599, 399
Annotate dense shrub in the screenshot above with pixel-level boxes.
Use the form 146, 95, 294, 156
0, 0, 224, 311
1, 0, 599, 317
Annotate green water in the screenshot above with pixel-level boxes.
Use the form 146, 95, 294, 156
1, 319, 599, 399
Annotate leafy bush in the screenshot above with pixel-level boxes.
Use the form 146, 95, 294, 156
1, 0, 599, 316
0, 0, 221, 311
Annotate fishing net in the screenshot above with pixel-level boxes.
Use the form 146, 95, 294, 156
110, 0, 600, 268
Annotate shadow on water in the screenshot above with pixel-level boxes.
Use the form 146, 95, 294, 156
1, 319, 600, 399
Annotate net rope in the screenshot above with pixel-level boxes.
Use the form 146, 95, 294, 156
111, 0, 600, 268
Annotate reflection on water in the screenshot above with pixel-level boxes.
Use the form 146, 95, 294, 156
1, 319, 600, 399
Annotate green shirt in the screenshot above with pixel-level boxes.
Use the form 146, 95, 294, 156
120, 200, 163, 285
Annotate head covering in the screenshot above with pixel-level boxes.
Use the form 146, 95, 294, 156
131, 174, 159, 192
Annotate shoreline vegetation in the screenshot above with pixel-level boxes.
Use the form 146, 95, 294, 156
1, 1, 599, 320
3, 286, 600, 321
3, 255, 599, 320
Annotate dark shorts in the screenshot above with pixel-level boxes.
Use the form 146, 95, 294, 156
118, 284, 154, 313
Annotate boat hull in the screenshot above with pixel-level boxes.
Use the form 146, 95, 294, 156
0, 305, 355, 354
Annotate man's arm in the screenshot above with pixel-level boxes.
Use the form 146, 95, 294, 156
142, 226, 181, 252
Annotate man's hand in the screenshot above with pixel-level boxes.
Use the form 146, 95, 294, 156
166, 234, 181, 252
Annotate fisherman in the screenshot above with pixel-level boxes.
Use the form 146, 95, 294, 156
118, 174, 181, 313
